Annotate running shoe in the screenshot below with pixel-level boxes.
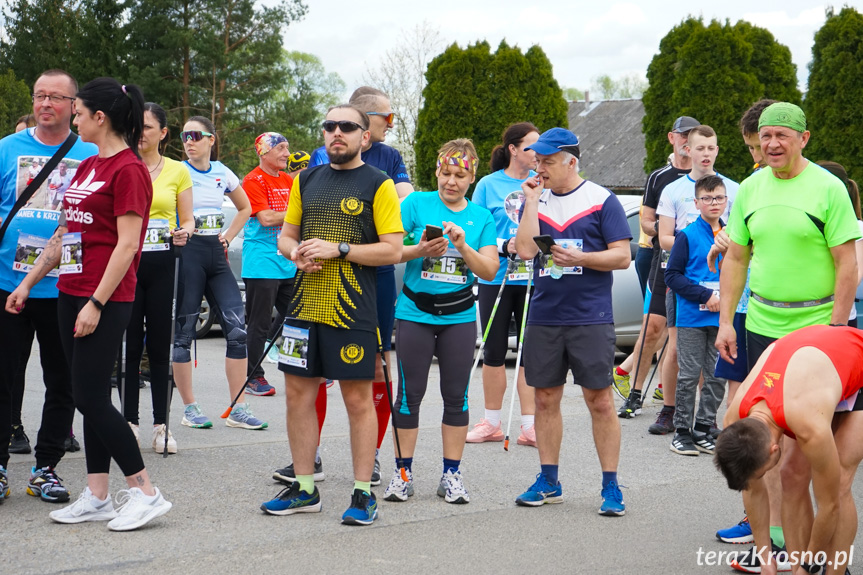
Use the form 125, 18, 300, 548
65, 430, 81, 452
9, 425, 31, 454
152, 424, 178, 454
730, 543, 792, 573
383, 468, 414, 502
27, 466, 71, 503
515, 472, 563, 507
436, 469, 470, 504
261, 483, 322, 515
517, 424, 537, 447
716, 516, 754, 544
0, 466, 8, 503
652, 383, 664, 401
265, 339, 281, 364
693, 431, 716, 454
599, 480, 625, 516
670, 432, 699, 456
49, 487, 117, 524
246, 376, 276, 397
648, 406, 675, 435
128, 422, 140, 444
617, 393, 643, 419
465, 418, 503, 443
181, 403, 213, 429
107, 487, 172, 531
226, 403, 268, 429
341, 489, 377, 525
611, 370, 631, 399
273, 460, 325, 485
371, 456, 381, 486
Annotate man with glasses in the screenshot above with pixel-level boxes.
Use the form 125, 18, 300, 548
262, 104, 402, 525
0, 69, 97, 504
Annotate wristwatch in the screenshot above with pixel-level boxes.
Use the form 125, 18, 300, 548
338, 242, 350, 259
800, 561, 823, 574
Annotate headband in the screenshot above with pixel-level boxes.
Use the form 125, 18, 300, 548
436, 151, 478, 175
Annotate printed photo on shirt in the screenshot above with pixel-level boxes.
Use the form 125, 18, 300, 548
504, 190, 525, 224
17, 156, 81, 210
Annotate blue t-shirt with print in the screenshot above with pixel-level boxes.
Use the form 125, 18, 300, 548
0, 129, 97, 297
472, 169, 536, 286
395, 191, 497, 325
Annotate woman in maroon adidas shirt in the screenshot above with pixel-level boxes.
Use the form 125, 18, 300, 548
7, 77, 172, 531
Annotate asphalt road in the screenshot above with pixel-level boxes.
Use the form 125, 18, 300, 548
6, 330, 862, 575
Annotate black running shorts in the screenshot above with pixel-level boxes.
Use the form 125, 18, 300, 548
277, 317, 376, 381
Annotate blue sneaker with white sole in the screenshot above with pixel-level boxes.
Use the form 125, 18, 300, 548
261, 483, 322, 515
181, 402, 213, 429
341, 489, 377, 525
599, 480, 625, 516
515, 473, 562, 507
226, 403, 268, 429
716, 515, 754, 544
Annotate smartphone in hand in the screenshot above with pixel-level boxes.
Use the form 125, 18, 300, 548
426, 225, 444, 240
533, 234, 555, 255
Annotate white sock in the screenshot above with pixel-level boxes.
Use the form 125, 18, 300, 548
521, 415, 535, 429
485, 409, 501, 427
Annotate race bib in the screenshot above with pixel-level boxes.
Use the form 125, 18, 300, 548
538, 239, 583, 277
279, 324, 310, 369
699, 281, 720, 311
507, 258, 531, 281
12, 232, 59, 277
59, 232, 82, 275
194, 208, 224, 236
421, 247, 468, 284
142, 219, 171, 252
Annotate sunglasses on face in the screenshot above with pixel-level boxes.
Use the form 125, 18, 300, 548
180, 130, 213, 143
367, 111, 395, 123
322, 120, 364, 133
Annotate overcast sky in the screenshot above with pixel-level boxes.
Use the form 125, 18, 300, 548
286, 1, 834, 97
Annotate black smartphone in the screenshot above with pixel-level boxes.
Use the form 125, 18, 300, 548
425, 225, 443, 240
533, 234, 555, 255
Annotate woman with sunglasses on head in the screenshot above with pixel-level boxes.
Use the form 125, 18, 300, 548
172, 117, 262, 430
383, 139, 499, 505
7, 78, 172, 530
119, 102, 194, 452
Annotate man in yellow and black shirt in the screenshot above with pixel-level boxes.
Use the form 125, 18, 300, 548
266, 104, 402, 525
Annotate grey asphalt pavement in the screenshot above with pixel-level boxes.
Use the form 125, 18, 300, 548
6, 331, 862, 575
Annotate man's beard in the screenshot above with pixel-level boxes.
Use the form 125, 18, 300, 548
327, 141, 361, 165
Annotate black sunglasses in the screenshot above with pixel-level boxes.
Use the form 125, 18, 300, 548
322, 120, 365, 133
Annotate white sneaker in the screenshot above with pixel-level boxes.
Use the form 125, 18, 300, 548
107, 487, 172, 532
436, 469, 470, 504
128, 422, 140, 444
49, 487, 117, 524
152, 424, 178, 454
383, 468, 414, 502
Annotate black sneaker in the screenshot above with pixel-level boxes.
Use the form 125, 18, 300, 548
693, 431, 716, 454
617, 393, 643, 419
648, 406, 675, 435
9, 425, 31, 454
64, 432, 81, 453
709, 418, 722, 440
273, 460, 325, 485
670, 432, 699, 456
371, 456, 381, 487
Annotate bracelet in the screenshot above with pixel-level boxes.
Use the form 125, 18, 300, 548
89, 295, 104, 310
829, 323, 848, 327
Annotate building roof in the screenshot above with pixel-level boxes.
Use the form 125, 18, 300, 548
567, 99, 647, 191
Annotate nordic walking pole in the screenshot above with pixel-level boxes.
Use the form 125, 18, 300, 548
163, 243, 182, 457
504, 260, 533, 451
119, 331, 127, 419
641, 334, 669, 402
623, 244, 666, 401
378, 327, 408, 482
465, 262, 511, 388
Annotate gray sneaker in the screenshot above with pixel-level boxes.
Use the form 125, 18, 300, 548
273, 460, 325, 485
181, 403, 213, 429
383, 468, 414, 502
49, 487, 117, 524
371, 456, 381, 486
693, 431, 716, 454
436, 469, 470, 504
226, 403, 268, 430
670, 432, 699, 456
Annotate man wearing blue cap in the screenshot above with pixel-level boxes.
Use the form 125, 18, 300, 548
513, 128, 632, 515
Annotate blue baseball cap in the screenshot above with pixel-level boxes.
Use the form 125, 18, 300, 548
524, 127, 580, 157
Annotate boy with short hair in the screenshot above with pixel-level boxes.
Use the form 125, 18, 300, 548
664, 174, 728, 456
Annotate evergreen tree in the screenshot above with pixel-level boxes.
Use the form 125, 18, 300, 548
0, 0, 80, 85
0, 69, 32, 137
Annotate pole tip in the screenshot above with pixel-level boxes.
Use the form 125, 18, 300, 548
503, 438, 510, 451
220, 407, 232, 419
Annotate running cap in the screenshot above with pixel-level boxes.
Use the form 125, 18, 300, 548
524, 127, 580, 158
672, 116, 700, 133
758, 102, 806, 133
255, 132, 288, 156
288, 150, 310, 172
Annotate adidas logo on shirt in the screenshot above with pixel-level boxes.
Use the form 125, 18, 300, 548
64, 169, 105, 205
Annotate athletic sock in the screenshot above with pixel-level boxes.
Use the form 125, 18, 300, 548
693, 422, 711, 435
297, 475, 315, 494
629, 389, 642, 399
485, 409, 501, 427
521, 414, 535, 429
770, 526, 785, 548
602, 471, 617, 489
315, 381, 327, 438
354, 480, 371, 494
540, 464, 559, 485
372, 381, 390, 449
615, 366, 629, 376
443, 458, 460, 474
397, 457, 413, 473
315, 446, 321, 465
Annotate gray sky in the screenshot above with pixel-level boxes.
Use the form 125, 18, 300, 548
287, 1, 836, 96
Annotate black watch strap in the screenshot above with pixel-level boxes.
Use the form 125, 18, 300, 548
338, 242, 350, 259
89, 295, 105, 310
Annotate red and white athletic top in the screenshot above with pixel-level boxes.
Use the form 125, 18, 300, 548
58, 148, 152, 302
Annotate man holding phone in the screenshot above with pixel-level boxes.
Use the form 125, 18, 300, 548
513, 128, 632, 515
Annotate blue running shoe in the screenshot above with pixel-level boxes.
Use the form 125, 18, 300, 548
599, 480, 625, 516
0, 466, 9, 503
716, 515, 754, 544
226, 403, 268, 430
260, 483, 321, 516
181, 403, 213, 429
246, 377, 276, 396
341, 489, 377, 525
515, 473, 563, 507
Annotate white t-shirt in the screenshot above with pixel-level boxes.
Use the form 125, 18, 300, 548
657, 173, 739, 232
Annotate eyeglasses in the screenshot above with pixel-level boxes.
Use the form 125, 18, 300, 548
367, 112, 395, 123
180, 130, 213, 142
32, 93, 75, 104
322, 120, 365, 133
697, 195, 727, 204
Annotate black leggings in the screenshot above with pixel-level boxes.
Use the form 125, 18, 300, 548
58, 293, 144, 476
477, 283, 528, 367
393, 319, 475, 428
121, 249, 177, 425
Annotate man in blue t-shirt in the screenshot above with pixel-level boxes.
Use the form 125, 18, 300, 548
513, 128, 632, 516
0, 70, 98, 504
